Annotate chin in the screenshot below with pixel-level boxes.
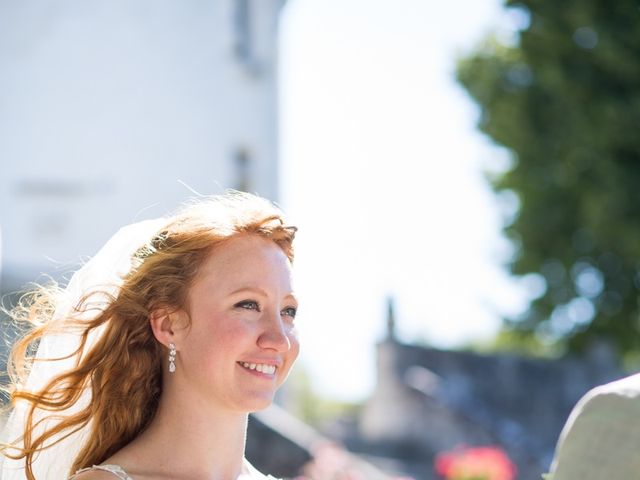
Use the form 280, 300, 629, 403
240, 392, 276, 413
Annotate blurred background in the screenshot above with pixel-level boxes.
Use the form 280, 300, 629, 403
1, 0, 639, 479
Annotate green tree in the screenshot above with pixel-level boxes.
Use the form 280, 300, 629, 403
457, 0, 640, 357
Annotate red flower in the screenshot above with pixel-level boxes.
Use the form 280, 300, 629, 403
434, 445, 517, 480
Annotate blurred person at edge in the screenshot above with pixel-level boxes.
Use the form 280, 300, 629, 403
547, 373, 640, 479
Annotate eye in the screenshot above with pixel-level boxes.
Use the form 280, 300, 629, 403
234, 300, 261, 312
281, 306, 297, 319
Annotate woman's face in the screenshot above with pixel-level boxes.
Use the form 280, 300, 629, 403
174, 234, 299, 412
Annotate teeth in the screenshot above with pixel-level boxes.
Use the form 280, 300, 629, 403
241, 362, 276, 375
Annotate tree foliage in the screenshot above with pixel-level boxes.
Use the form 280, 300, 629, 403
457, 0, 640, 356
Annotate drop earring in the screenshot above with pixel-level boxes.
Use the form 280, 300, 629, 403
169, 342, 176, 373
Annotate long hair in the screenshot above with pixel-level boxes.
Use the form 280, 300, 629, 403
1, 191, 296, 479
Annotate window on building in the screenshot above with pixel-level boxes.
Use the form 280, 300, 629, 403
232, 0, 252, 65
233, 147, 251, 192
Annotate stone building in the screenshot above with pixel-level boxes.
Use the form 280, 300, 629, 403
348, 300, 624, 480
0, 0, 284, 293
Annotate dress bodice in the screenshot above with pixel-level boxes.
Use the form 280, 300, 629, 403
70, 461, 278, 479
70, 465, 132, 480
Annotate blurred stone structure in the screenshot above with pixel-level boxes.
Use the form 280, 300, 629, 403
0, 0, 285, 295
349, 300, 624, 480
247, 405, 392, 480
247, 406, 315, 478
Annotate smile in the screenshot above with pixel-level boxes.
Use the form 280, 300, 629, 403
239, 362, 277, 375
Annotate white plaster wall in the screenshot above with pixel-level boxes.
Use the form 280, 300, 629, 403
0, 0, 283, 287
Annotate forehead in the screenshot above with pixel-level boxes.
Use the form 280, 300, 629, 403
194, 235, 293, 290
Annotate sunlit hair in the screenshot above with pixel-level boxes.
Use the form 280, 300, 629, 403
0, 191, 296, 479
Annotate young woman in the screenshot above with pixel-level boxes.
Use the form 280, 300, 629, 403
1, 192, 299, 480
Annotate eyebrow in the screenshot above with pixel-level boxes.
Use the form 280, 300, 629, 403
229, 286, 298, 303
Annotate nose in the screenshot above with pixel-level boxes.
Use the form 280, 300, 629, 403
257, 313, 292, 352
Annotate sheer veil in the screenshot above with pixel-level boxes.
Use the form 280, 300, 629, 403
1, 218, 167, 479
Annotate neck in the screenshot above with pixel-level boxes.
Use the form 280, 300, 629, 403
123, 388, 250, 479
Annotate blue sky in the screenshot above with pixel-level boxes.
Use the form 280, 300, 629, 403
278, 0, 536, 401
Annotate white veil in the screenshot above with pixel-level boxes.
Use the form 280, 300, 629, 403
1, 218, 167, 480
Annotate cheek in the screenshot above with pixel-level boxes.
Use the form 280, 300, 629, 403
213, 325, 252, 354
187, 315, 253, 359
287, 329, 301, 360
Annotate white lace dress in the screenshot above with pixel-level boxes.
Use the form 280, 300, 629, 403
70, 465, 132, 480
70, 461, 278, 479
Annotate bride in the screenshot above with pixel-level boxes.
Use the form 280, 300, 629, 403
0, 191, 299, 480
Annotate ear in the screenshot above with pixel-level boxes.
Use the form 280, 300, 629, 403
149, 308, 188, 348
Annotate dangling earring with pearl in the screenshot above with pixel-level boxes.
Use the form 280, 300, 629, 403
169, 342, 177, 373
